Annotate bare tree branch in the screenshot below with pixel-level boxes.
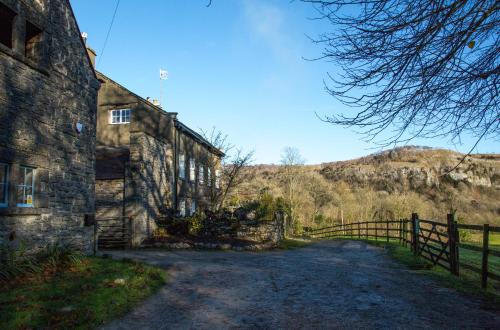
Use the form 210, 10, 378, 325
303, 0, 500, 149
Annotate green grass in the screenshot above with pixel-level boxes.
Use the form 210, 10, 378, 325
322, 236, 500, 304
277, 238, 311, 250
0, 256, 166, 329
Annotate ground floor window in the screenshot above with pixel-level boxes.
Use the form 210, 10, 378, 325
190, 199, 196, 215
179, 199, 186, 217
0, 163, 9, 207
17, 166, 34, 207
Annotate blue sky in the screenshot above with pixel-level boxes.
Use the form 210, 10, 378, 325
71, 0, 499, 164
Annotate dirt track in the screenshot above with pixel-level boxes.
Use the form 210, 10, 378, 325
102, 240, 499, 329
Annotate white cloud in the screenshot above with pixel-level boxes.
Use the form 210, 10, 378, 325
243, 0, 299, 63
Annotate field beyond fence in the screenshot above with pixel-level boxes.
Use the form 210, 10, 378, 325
307, 213, 500, 291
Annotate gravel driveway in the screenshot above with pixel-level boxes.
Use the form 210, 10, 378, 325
102, 240, 499, 329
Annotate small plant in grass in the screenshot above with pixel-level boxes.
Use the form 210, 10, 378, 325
0, 241, 83, 283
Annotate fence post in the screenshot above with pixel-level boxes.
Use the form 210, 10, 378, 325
411, 213, 419, 255
365, 222, 368, 239
405, 220, 408, 248
358, 222, 361, 239
481, 224, 490, 289
447, 213, 459, 276
386, 220, 389, 242
375, 221, 378, 241
399, 219, 403, 245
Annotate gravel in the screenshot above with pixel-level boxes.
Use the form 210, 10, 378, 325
101, 240, 499, 330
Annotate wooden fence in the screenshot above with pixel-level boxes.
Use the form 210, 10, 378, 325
308, 213, 500, 289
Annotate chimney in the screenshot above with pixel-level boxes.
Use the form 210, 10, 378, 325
86, 47, 96, 68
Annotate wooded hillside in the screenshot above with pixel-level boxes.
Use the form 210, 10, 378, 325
231, 147, 500, 231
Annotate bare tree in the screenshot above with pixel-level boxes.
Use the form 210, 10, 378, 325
280, 147, 306, 234
200, 127, 254, 211
304, 0, 499, 150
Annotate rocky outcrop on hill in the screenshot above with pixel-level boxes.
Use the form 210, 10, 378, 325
319, 147, 500, 193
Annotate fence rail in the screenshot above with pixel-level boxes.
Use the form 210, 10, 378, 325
308, 213, 500, 289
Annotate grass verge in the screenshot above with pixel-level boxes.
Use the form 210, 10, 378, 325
0, 256, 166, 329
326, 237, 500, 305
277, 238, 310, 250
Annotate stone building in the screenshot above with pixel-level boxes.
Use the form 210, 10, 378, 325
0, 0, 99, 252
95, 72, 223, 246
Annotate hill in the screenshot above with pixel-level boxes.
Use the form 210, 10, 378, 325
232, 146, 500, 229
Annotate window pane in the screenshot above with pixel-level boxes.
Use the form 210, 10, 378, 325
17, 167, 34, 206
16, 185, 24, 204
123, 109, 131, 123
24, 168, 33, 186
111, 110, 120, 123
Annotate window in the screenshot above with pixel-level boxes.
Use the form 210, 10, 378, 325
199, 166, 204, 185
207, 168, 212, 187
17, 166, 34, 207
189, 159, 196, 182
179, 199, 186, 217
215, 169, 221, 189
0, 3, 16, 49
190, 199, 196, 215
179, 154, 185, 179
110, 109, 131, 124
25, 21, 43, 61
0, 163, 9, 207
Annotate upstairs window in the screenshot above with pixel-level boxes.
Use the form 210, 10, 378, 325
189, 159, 196, 182
0, 3, 16, 49
17, 166, 34, 207
207, 168, 212, 187
25, 21, 43, 61
0, 163, 9, 207
110, 109, 131, 124
199, 166, 204, 185
179, 154, 185, 179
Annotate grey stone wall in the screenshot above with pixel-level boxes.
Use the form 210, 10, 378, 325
0, 0, 99, 254
201, 213, 285, 245
128, 132, 173, 246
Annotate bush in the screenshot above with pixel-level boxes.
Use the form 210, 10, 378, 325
187, 212, 205, 235
0, 241, 83, 283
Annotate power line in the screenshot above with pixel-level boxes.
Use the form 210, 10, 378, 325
97, 0, 121, 68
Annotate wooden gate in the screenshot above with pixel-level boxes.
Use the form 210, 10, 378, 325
96, 217, 132, 249
412, 214, 458, 274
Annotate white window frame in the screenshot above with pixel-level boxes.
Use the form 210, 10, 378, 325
0, 163, 9, 207
110, 109, 131, 124
190, 199, 196, 215
17, 166, 34, 207
199, 166, 204, 185
207, 167, 212, 187
189, 159, 196, 182
179, 199, 186, 217
179, 154, 185, 179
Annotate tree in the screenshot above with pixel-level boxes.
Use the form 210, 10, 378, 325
280, 147, 306, 234
200, 127, 254, 211
304, 0, 499, 150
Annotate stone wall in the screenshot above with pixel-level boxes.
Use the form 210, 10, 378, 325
128, 132, 174, 246
0, 0, 99, 254
200, 212, 285, 245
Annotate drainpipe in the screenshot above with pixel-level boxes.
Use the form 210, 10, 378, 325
173, 120, 179, 211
